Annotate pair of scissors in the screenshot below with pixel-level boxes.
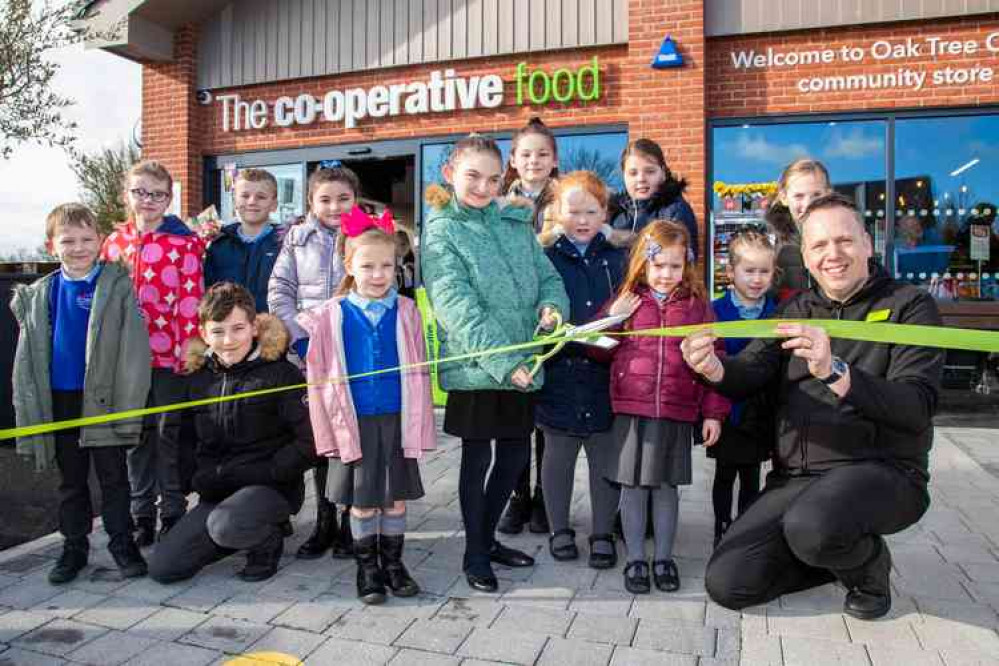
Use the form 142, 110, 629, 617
527, 312, 631, 377
528, 312, 568, 378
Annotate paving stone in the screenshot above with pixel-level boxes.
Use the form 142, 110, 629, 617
246, 626, 327, 661
962, 563, 999, 584
0, 646, 71, 665
28, 588, 106, 619
608, 646, 697, 666
393, 618, 474, 654
913, 615, 999, 653
705, 601, 742, 629
0, 611, 51, 643
120, 641, 221, 666
867, 645, 944, 666
766, 608, 851, 642
72, 595, 160, 631
715, 628, 741, 661
778, 584, 847, 612
567, 589, 634, 617
537, 636, 613, 666
0, 556, 51, 577
937, 648, 999, 666
631, 618, 716, 657
65, 629, 159, 665
269, 590, 355, 633
305, 636, 397, 665
164, 580, 241, 613
781, 636, 871, 665
844, 613, 923, 648
387, 648, 461, 665
256, 573, 331, 602
629, 595, 706, 624
11, 618, 107, 657
180, 615, 271, 653
456, 626, 547, 665
489, 605, 574, 638
937, 544, 999, 566
566, 612, 637, 646
432, 598, 503, 626
324, 610, 414, 646
357, 592, 448, 622
212, 593, 296, 624
0, 580, 62, 610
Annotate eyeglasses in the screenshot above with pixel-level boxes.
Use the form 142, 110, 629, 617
130, 188, 170, 203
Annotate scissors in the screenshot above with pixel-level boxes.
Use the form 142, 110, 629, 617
526, 312, 630, 378
528, 312, 570, 378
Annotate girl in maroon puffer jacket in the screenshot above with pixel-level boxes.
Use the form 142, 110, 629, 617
604, 221, 729, 595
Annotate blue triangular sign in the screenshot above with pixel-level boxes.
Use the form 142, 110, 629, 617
652, 35, 683, 69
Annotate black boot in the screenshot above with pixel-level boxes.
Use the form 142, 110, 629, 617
239, 529, 284, 582
49, 539, 88, 585
296, 500, 337, 560
528, 488, 549, 534
158, 516, 180, 542
108, 535, 148, 579
380, 534, 420, 597
134, 517, 156, 548
713, 519, 731, 549
353, 535, 386, 605
497, 493, 531, 535
330, 507, 354, 559
838, 537, 893, 620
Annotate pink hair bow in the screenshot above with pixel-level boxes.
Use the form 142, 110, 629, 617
341, 205, 395, 237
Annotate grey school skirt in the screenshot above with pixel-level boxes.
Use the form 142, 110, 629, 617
605, 415, 694, 488
327, 413, 425, 508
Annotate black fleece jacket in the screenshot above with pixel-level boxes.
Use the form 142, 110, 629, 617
714, 264, 944, 480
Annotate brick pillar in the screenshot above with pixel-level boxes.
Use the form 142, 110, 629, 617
624, 1, 707, 254
141, 25, 202, 218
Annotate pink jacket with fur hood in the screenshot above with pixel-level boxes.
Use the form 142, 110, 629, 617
296, 295, 436, 463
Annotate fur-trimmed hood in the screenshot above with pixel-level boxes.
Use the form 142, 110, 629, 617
609, 177, 688, 218
184, 313, 290, 373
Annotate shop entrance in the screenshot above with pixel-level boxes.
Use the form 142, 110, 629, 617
335, 155, 416, 231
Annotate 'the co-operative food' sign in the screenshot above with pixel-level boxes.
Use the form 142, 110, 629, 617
214, 57, 601, 132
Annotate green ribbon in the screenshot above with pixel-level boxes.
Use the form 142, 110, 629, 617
3, 319, 997, 441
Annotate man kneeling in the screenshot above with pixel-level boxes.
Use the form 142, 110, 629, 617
149, 282, 316, 584
681, 193, 943, 620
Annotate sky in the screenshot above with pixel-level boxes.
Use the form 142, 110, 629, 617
0, 22, 141, 255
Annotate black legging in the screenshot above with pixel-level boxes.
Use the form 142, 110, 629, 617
712, 462, 761, 524
313, 458, 329, 504
513, 429, 545, 500
459, 438, 530, 573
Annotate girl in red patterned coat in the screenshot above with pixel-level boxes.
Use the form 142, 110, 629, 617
603, 221, 729, 595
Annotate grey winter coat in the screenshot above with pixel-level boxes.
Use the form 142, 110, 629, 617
267, 215, 346, 342
10, 262, 152, 470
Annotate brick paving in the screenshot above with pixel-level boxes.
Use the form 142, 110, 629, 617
1, 419, 998, 665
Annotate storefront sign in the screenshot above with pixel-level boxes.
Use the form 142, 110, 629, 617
728, 32, 999, 94
652, 36, 683, 69
216, 57, 601, 132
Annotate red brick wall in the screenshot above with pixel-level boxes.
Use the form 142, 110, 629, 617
708, 14, 999, 117
142, 25, 202, 217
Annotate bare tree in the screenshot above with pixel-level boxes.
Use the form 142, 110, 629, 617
70, 140, 141, 235
0, 0, 84, 159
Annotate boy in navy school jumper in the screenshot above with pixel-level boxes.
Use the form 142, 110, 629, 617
11, 204, 152, 585
204, 168, 283, 313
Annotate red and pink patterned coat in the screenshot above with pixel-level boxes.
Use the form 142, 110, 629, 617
101, 216, 205, 373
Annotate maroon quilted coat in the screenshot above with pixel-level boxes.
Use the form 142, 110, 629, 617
608, 286, 730, 423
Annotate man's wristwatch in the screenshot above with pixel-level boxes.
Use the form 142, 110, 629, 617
820, 356, 849, 385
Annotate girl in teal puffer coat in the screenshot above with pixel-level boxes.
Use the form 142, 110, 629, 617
421, 134, 569, 593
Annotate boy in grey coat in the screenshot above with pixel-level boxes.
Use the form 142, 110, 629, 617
11, 204, 152, 584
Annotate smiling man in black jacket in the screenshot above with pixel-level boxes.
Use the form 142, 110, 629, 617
682, 193, 944, 620
149, 283, 316, 584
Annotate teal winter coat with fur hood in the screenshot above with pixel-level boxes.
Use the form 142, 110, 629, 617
421, 184, 569, 392
10, 262, 152, 470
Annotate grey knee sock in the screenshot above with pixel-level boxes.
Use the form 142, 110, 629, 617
620, 486, 650, 563
540, 434, 581, 535
381, 511, 406, 537
652, 484, 679, 561
350, 513, 379, 540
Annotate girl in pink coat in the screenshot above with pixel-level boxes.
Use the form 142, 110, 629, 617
296, 209, 435, 605
604, 221, 729, 596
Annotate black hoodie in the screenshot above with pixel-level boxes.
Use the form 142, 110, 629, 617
714, 264, 944, 480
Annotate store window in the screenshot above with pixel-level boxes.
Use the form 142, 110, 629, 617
218, 163, 304, 226
419, 131, 628, 229
710, 120, 888, 296
894, 114, 999, 301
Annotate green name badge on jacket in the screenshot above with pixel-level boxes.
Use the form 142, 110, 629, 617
866, 309, 891, 322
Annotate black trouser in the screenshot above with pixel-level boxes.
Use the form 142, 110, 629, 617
130, 369, 188, 522
705, 462, 929, 610
712, 461, 762, 524
148, 485, 291, 583
52, 391, 132, 546
459, 438, 530, 573
512, 429, 545, 500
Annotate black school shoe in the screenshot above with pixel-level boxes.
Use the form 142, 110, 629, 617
623, 560, 651, 595
528, 489, 549, 534
238, 530, 284, 582
839, 537, 893, 620
108, 535, 148, 579
588, 534, 618, 570
549, 529, 579, 561
48, 541, 88, 585
652, 559, 680, 592
489, 541, 535, 568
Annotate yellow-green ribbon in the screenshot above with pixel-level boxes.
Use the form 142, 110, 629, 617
3, 318, 997, 441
